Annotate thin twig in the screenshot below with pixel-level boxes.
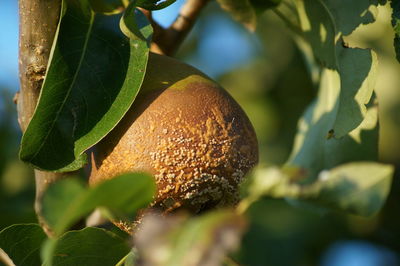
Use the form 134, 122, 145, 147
149, 0, 210, 56
0, 249, 15, 266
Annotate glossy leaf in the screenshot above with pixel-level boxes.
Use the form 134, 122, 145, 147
135, 0, 177, 10
134, 211, 246, 266
245, 162, 393, 216
120, 1, 153, 42
42, 227, 130, 266
41, 172, 155, 236
20, 0, 151, 171
0, 224, 47, 266
390, 0, 400, 62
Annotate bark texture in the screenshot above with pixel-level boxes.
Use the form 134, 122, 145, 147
18, 0, 64, 235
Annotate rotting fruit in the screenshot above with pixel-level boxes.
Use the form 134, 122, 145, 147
89, 53, 258, 229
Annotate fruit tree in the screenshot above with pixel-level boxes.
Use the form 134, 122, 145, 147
0, 0, 400, 265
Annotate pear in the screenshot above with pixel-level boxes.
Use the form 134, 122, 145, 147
89, 53, 258, 218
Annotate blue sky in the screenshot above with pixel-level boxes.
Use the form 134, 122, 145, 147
0, 0, 19, 92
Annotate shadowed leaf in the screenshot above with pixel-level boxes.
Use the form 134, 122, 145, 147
0, 224, 47, 266
288, 70, 379, 179
322, 0, 382, 36
289, 0, 380, 180
42, 227, 130, 266
390, 0, 400, 62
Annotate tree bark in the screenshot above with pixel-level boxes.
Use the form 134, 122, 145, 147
18, 0, 63, 236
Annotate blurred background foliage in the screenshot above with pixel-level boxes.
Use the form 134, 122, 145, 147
0, 0, 399, 265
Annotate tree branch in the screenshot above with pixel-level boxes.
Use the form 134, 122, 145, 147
0, 249, 15, 266
18, 0, 65, 236
149, 0, 210, 56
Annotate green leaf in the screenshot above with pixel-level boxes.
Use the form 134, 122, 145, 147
135, 0, 177, 10
41, 172, 155, 236
0, 224, 47, 266
120, 251, 137, 266
120, 1, 153, 42
288, 69, 379, 179
244, 167, 305, 200
245, 162, 393, 216
390, 0, 400, 62
322, 0, 381, 36
20, 0, 151, 171
289, 0, 380, 179
295, 0, 382, 68
216, 0, 281, 31
332, 46, 377, 137
314, 162, 393, 216
295, 0, 337, 68
134, 211, 246, 266
235, 0, 389, 217
42, 227, 130, 266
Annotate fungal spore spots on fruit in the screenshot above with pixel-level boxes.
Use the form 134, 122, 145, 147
89, 53, 258, 232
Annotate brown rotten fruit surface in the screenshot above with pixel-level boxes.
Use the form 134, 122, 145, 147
89, 53, 258, 214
